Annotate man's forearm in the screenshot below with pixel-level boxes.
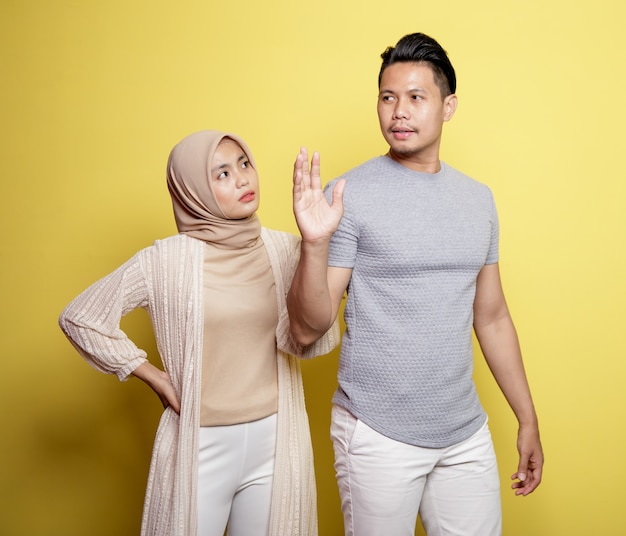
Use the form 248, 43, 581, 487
476, 315, 538, 427
287, 239, 335, 345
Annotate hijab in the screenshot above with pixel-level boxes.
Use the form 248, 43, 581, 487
166, 130, 261, 249
166, 130, 277, 426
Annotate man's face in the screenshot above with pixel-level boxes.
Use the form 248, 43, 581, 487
377, 62, 457, 171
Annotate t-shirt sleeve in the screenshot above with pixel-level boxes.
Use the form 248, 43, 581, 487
485, 189, 500, 265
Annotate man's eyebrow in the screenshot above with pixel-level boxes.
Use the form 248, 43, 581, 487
379, 87, 427, 94
406, 87, 428, 94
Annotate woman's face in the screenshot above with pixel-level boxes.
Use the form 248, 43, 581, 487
210, 138, 260, 219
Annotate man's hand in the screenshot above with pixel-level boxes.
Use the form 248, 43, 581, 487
511, 424, 543, 496
293, 147, 345, 242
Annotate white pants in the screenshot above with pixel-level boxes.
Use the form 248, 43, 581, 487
197, 413, 277, 536
331, 405, 502, 536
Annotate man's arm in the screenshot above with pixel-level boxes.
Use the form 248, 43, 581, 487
289, 258, 351, 345
287, 148, 349, 345
473, 262, 544, 496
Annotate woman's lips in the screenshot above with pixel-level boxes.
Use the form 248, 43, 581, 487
239, 191, 256, 202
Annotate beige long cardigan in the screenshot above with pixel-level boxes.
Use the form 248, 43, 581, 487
59, 229, 339, 536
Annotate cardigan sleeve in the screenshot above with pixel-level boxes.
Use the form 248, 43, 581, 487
58, 250, 151, 381
297, 319, 340, 359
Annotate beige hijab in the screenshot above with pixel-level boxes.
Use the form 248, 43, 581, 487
166, 130, 261, 249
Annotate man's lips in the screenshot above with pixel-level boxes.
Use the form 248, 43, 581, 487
391, 127, 415, 140
239, 191, 256, 202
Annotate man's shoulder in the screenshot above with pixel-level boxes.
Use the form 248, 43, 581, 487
441, 162, 493, 194
325, 156, 390, 190
343, 155, 390, 179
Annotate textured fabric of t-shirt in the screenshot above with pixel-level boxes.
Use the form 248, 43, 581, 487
324, 156, 499, 448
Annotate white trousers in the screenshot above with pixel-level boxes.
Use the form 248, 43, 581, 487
331, 405, 502, 536
197, 413, 277, 536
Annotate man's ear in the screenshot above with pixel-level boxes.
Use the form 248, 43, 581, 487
443, 94, 458, 122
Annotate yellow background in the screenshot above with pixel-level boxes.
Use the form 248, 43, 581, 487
2, 0, 625, 534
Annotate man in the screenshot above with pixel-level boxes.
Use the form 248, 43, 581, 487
287, 32, 543, 535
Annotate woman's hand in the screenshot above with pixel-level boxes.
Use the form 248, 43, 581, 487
131, 362, 181, 414
293, 147, 345, 243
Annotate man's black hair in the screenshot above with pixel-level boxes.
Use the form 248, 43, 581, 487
378, 33, 457, 97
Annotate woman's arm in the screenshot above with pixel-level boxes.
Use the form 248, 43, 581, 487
59, 253, 150, 381
131, 362, 180, 413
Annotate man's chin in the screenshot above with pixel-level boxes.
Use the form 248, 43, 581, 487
388, 145, 419, 158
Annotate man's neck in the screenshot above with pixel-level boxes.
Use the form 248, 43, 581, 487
387, 150, 441, 174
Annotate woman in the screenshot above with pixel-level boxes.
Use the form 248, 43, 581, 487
59, 130, 339, 536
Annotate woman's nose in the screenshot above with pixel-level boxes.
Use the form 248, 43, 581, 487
236, 173, 249, 187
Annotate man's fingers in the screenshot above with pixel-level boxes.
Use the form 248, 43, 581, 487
295, 147, 311, 189
331, 178, 346, 208
310, 151, 321, 189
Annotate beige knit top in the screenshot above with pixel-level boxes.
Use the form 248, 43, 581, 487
200, 239, 279, 425
59, 229, 339, 536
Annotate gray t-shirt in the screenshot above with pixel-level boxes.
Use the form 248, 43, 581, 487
325, 156, 499, 448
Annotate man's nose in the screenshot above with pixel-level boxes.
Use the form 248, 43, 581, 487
392, 99, 409, 119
